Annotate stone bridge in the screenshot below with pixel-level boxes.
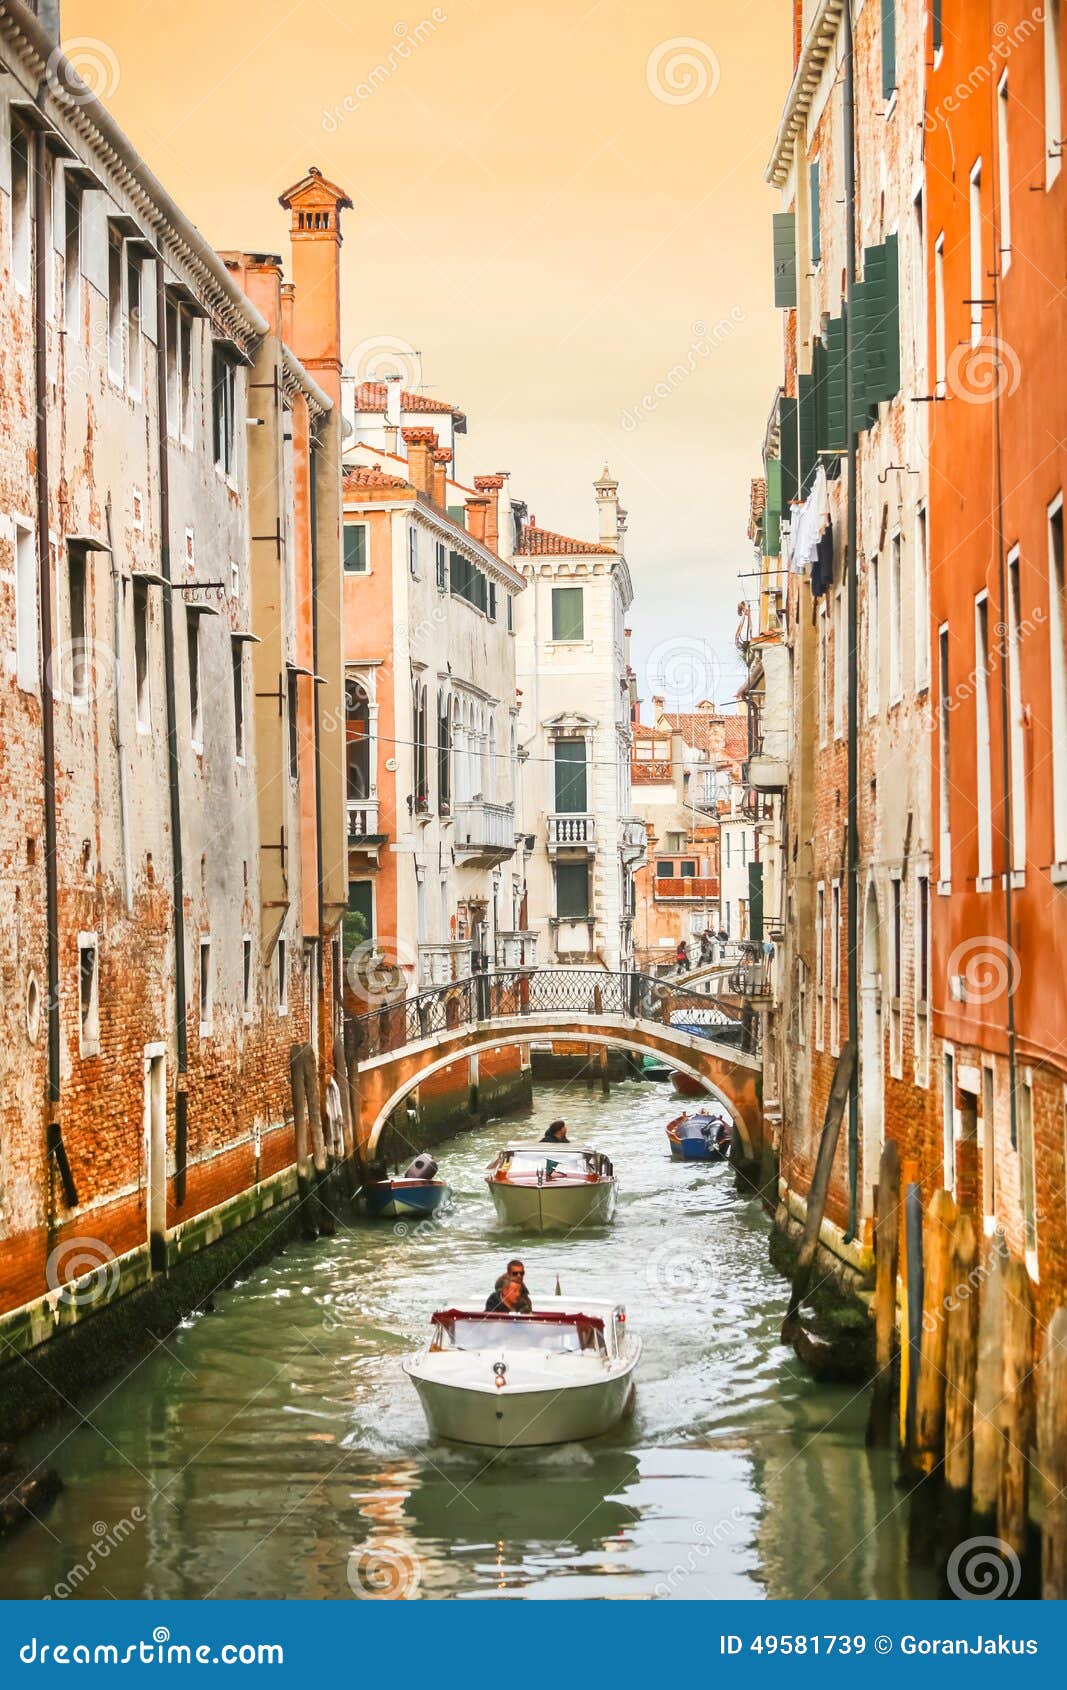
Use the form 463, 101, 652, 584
346, 969, 764, 1161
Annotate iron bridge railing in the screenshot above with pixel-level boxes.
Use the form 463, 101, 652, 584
345, 968, 762, 1063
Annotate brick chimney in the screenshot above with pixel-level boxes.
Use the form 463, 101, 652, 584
402, 427, 437, 498
473, 473, 506, 555
465, 495, 490, 544
431, 447, 452, 510
280, 281, 295, 347
794, 0, 804, 68
278, 166, 353, 409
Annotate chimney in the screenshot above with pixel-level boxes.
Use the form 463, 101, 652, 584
278, 166, 354, 410
465, 495, 490, 545
280, 281, 296, 347
432, 446, 452, 510
473, 473, 506, 556
402, 427, 437, 498
794, 1, 804, 69
594, 464, 620, 547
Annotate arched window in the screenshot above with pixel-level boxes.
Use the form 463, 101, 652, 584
345, 679, 370, 800
412, 676, 430, 812
437, 688, 452, 815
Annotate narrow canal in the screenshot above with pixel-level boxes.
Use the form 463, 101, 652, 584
2, 1079, 938, 1600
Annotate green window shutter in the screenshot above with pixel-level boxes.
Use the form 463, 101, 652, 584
447, 504, 466, 527
879, 233, 901, 401
343, 524, 367, 572
882, 0, 896, 99
556, 862, 590, 919
797, 373, 818, 495
551, 586, 584, 641
812, 334, 829, 457
772, 212, 797, 308
554, 740, 588, 813
810, 160, 821, 264
824, 318, 847, 453
763, 457, 783, 558
848, 281, 876, 434
748, 862, 764, 943
778, 396, 799, 506
932, 0, 942, 52
861, 236, 901, 407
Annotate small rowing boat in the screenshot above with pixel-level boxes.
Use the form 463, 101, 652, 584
484, 1143, 617, 1232
671, 1070, 710, 1099
363, 1153, 450, 1220
666, 1110, 731, 1162
403, 1299, 641, 1447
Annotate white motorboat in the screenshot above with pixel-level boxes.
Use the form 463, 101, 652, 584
484, 1143, 617, 1232
403, 1299, 641, 1447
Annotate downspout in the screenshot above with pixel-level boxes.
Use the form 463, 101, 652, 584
843, 0, 861, 1241
154, 260, 188, 1232
33, 118, 71, 1204
310, 437, 326, 1040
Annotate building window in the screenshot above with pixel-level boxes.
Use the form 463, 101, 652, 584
556, 862, 590, 919
933, 0, 943, 54
506, 590, 514, 632
975, 596, 993, 886
344, 881, 374, 964
551, 586, 584, 642
344, 523, 368, 573
187, 611, 202, 749
78, 934, 100, 1057
830, 881, 841, 1056
412, 679, 429, 812
914, 509, 929, 691
890, 875, 903, 1077
881, 0, 896, 99
680, 860, 696, 878
943, 1049, 957, 1191
449, 549, 487, 612
488, 580, 498, 622
437, 688, 452, 815
199, 937, 213, 1036
915, 870, 930, 1085
1006, 549, 1026, 876
107, 230, 125, 384
435, 539, 446, 592
241, 935, 253, 1022
287, 669, 299, 783
126, 251, 143, 397
981, 1066, 997, 1229
938, 624, 951, 883
969, 161, 984, 347
180, 312, 194, 440
133, 580, 151, 731
998, 74, 1012, 271
212, 346, 237, 475
889, 533, 902, 700
67, 542, 89, 705
833, 586, 845, 739
867, 556, 880, 717
553, 739, 588, 813
797, 958, 807, 1046
934, 234, 947, 396
408, 524, 419, 578
1018, 1073, 1038, 1268
1046, 0, 1063, 190
818, 602, 828, 745
657, 861, 676, 879
277, 937, 288, 1015
815, 882, 826, 1052
10, 120, 32, 293
810, 157, 821, 264
64, 173, 83, 336
232, 638, 245, 760
15, 521, 38, 693
346, 679, 371, 801
1050, 497, 1067, 864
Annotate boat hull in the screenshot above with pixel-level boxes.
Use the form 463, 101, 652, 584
668, 1135, 725, 1162
671, 1071, 710, 1099
404, 1352, 639, 1447
364, 1179, 449, 1220
486, 1176, 617, 1232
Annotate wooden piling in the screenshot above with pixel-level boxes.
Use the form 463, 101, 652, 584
303, 1044, 335, 1237
1039, 1308, 1067, 1599
971, 1239, 1006, 1521
290, 1044, 318, 1241
996, 1259, 1034, 1560
942, 1210, 980, 1495
913, 1188, 958, 1472
866, 1140, 900, 1447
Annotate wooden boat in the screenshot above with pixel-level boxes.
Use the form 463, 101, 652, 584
363, 1177, 450, 1219
666, 1110, 731, 1162
641, 1054, 671, 1082
484, 1143, 617, 1231
403, 1299, 641, 1447
671, 1070, 710, 1099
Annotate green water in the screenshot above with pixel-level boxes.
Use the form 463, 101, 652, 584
1, 1081, 934, 1599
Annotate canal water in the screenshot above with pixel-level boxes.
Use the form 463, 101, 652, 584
2, 1079, 938, 1600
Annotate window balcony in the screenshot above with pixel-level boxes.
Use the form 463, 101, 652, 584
347, 798, 384, 840
418, 941, 473, 987
495, 930, 538, 969
619, 817, 648, 862
453, 800, 516, 865
548, 813, 597, 853
654, 875, 720, 902
746, 755, 789, 792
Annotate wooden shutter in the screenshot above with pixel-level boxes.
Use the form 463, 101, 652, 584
823, 318, 847, 454
797, 373, 818, 495
882, 0, 896, 99
810, 161, 821, 264
763, 458, 783, 558
772, 212, 798, 308
778, 396, 799, 506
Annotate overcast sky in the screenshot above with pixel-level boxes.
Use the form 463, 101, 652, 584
68, 0, 790, 715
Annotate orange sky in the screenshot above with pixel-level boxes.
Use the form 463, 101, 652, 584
66, 0, 790, 708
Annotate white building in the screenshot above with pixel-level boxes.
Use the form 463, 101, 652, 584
511, 470, 644, 972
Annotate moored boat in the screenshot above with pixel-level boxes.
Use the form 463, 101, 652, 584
666, 1110, 731, 1162
403, 1299, 641, 1447
670, 1070, 710, 1099
364, 1152, 450, 1220
484, 1143, 617, 1231
641, 1054, 671, 1082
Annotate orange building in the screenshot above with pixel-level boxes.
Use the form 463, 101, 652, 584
926, 1, 1067, 1307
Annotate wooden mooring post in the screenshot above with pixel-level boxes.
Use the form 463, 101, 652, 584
866, 1140, 900, 1446
996, 1259, 1034, 1560
971, 1240, 1006, 1523
1039, 1307, 1067, 1599
912, 1189, 958, 1473
942, 1210, 980, 1497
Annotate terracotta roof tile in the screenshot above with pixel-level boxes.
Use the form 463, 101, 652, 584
344, 463, 411, 490
659, 709, 748, 764
516, 521, 616, 557
351, 382, 458, 416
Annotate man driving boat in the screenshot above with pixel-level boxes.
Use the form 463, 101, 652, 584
491, 1258, 533, 1312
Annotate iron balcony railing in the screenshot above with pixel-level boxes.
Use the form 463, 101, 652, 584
345, 967, 762, 1061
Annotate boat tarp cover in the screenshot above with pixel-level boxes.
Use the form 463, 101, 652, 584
431, 1309, 605, 1331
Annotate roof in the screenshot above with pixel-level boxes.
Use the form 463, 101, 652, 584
766, 0, 844, 188
658, 710, 748, 764
350, 381, 460, 417
516, 521, 616, 557
343, 463, 411, 491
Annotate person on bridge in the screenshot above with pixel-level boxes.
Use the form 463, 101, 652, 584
491, 1259, 533, 1312
541, 1119, 569, 1144
484, 1275, 528, 1315
676, 940, 690, 974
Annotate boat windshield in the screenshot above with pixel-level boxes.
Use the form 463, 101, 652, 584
432, 1314, 606, 1355
499, 1151, 594, 1177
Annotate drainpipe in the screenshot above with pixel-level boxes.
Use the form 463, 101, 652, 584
153, 263, 188, 1192
310, 438, 327, 1036
843, 0, 861, 1242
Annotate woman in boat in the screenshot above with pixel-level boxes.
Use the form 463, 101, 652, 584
491, 1258, 532, 1312
541, 1119, 569, 1144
